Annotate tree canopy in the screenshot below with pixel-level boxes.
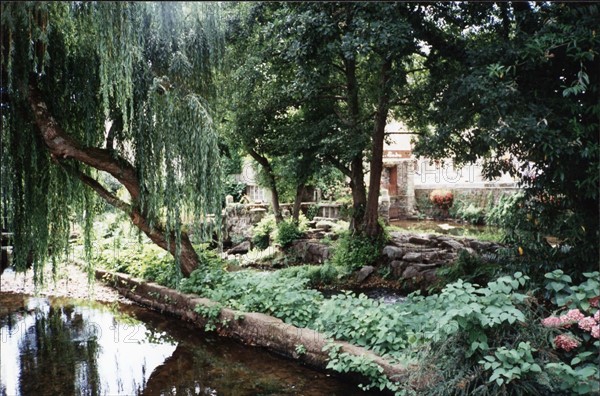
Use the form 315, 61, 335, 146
2, 2, 597, 280
222, 2, 423, 237
1, 2, 224, 279
404, 2, 599, 267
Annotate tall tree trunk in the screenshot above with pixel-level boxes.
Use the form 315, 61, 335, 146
344, 50, 368, 233
268, 174, 284, 223
365, 59, 392, 238
247, 149, 284, 223
292, 184, 305, 222
28, 85, 200, 276
349, 155, 367, 232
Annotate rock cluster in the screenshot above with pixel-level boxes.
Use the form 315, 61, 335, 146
383, 231, 502, 285
290, 240, 333, 264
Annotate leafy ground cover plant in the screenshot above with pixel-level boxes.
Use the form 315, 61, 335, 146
331, 226, 388, 271
96, 229, 599, 395
95, 242, 181, 288
181, 267, 323, 328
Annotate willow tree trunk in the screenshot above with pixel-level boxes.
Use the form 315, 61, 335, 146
28, 85, 200, 276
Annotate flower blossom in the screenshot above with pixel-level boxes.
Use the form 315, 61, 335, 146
589, 296, 600, 308
591, 325, 600, 339
542, 316, 564, 327
554, 334, 580, 352
578, 317, 596, 332
564, 309, 585, 322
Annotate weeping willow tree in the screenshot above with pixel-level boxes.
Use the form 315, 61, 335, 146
1, 2, 223, 281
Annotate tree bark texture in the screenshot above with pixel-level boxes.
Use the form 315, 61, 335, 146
364, 59, 392, 238
248, 149, 284, 223
28, 85, 200, 276
344, 54, 368, 233
292, 184, 305, 222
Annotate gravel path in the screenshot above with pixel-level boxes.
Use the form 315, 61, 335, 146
0, 262, 128, 303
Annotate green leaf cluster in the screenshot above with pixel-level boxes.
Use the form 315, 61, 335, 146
274, 219, 304, 249
479, 342, 542, 386
408, 3, 599, 269
181, 267, 323, 328
331, 229, 388, 271
545, 270, 600, 311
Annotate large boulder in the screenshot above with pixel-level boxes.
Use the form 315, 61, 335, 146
383, 245, 405, 260
440, 239, 465, 251
408, 236, 432, 246
315, 221, 335, 232
390, 260, 408, 277
403, 252, 424, 262
356, 265, 375, 283
227, 241, 251, 255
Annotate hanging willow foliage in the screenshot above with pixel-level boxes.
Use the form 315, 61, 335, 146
1, 2, 224, 282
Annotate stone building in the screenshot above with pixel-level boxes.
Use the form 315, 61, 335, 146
230, 120, 519, 220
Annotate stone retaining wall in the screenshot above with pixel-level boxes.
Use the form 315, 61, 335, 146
223, 204, 269, 246
414, 187, 519, 218
96, 270, 424, 389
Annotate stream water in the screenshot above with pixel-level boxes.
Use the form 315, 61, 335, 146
389, 219, 491, 237
0, 292, 375, 396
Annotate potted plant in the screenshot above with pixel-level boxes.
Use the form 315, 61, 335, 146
429, 189, 454, 219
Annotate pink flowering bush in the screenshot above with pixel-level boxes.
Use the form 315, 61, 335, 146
541, 308, 599, 342
553, 334, 580, 352
542, 307, 600, 351
579, 317, 596, 332
429, 189, 454, 210
541, 271, 599, 394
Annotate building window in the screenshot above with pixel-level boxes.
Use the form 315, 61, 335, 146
247, 185, 266, 202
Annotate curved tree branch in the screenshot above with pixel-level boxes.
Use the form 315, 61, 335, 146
61, 164, 131, 213
28, 85, 141, 201
28, 84, 201, 276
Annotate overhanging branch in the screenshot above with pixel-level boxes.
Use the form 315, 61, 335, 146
60, 163, 131, 213
28, 85, 141, 200
325, 155, 352, 177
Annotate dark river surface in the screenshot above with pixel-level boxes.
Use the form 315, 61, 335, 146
0, 292, 377, 396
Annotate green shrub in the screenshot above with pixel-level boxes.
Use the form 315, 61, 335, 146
223, 175, 247, 202
277, 263, 339, 287
95, 243, 181, 288
331, 229, 387, 271
275, 219, 304, 248
251, 215, 276, 250
457, 203, 485, 225
432, 250, 498, 292
316, 292, 411, 356
181, 268, 323, 328
306, 204, 319, 220
484, 193, 578, 277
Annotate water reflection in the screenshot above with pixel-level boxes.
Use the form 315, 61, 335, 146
1, 296, 177, 396
0, 293, 374, 396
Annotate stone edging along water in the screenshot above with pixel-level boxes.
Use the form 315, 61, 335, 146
96, 269, 427, 390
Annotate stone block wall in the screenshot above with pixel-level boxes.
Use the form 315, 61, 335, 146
223, 203, 270, 246
384, 159, 417, 220
414, 187, 520, 218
